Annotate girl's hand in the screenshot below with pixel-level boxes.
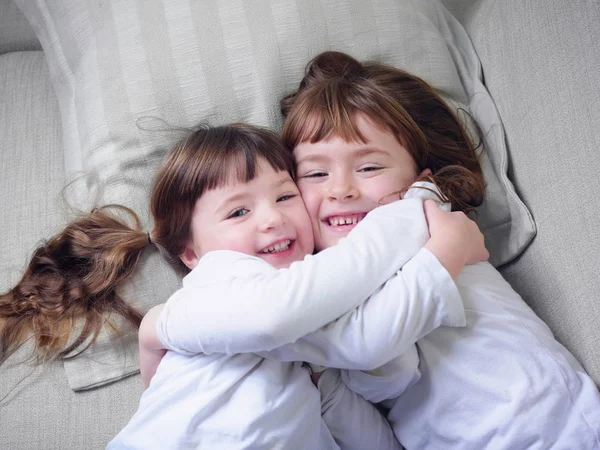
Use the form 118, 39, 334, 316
423, 200, 489, 279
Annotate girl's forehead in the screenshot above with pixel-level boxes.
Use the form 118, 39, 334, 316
294, 139, 377, 166
305, 112, 392, 144
214, 154, 284, 182
294, 120, 397, 157
197, 163, 295, 212
226, 157, 293, 184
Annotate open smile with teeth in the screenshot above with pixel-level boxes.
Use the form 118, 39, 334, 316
260, 239, 293, 254
326, 214, 366, 227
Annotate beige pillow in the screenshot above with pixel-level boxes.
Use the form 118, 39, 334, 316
15, 0, 535, 390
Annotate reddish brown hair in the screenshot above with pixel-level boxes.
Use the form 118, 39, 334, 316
281, 51, 485, 212
0, 124, 294, 364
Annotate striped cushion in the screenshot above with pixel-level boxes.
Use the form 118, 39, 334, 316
14, 0, 535, 389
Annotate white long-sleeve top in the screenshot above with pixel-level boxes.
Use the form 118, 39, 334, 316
345, 261, 600, 449
109, 198, 463, 449
155, 197, 464, 369
341, 187, 600, 449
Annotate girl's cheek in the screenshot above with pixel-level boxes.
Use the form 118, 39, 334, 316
305, 197, 321, 222
298, 186, 319, 215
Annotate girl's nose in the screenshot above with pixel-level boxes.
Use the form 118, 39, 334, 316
260, 206, 286, 231
326, 177, 359, 201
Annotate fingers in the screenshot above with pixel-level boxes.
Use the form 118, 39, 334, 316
423, 199, 439, 214
423, 199, 439, 226
480, 237, 491, 262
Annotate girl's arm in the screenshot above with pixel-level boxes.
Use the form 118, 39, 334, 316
250, 198, 484, 369
340, 350, 423, 403
257, 246, 463, 370
156, 198, 485, 359
138, 304, 166, 388
143, 249, 458, 384
157, 198, 431, 355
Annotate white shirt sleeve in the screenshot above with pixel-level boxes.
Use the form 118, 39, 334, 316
258, 248, 464, 370
341, 348, 422, 404
318, 369, 402, 450
156, 198, 430, 355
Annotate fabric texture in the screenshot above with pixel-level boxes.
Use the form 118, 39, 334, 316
0, 50, 143, 450
459, 0, 600, 384
349, 260, 600, 449
0, 51, 64, 292
0, 343, 143, 450
0, 0, 41, 54
109, 353, 338, 450
13, 0, 534, 389
318, 368, 401, 450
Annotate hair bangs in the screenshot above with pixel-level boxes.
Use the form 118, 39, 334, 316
283, 79, 412, 151
185, 124, 295, 200
283, 81, 371, 149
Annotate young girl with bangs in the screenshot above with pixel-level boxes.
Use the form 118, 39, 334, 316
148, 52, 600, 449
0, 121, 483, 448
121, 123, 483, 450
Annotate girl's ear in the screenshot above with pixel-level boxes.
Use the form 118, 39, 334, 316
419, 168, 432, 178
179, 242, 200, 270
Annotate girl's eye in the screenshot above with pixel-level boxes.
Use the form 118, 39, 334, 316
277, 194, 297, 202
303, 171, 328, 178
228, 208, 249, 219
359, 166, 382, 172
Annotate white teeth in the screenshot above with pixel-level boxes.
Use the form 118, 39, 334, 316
262, 239, 291, 254
327, 215, 363, 227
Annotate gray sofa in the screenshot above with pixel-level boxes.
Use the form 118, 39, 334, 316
1, 0, 599, 448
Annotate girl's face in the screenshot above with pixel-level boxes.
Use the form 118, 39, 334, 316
295, 115, 427, 251
180, 157, 314, 270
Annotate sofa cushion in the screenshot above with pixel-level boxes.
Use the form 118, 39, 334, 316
0, 343, 142, 449
0, 51, 143, 448
0, 51, 64, 291
460, 0, 600, 384
0, 0, 41, 54
13, 0, 535, 389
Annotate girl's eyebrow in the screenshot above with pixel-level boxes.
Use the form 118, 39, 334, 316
215, 192, 249, 215
215, 176, 294, 214
351, 147, 388, 158
296, 154, 327, 165
297, 146, 388, 165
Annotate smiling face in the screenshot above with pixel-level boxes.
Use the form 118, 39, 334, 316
295, 115, 425, 251
180, 157, 314, 270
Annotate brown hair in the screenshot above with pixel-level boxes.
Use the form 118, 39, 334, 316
0, 123, 294, 364
281, 51, 485, 212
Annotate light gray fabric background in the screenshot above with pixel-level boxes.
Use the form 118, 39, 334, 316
0, 0, 40, 54
12, 0, 535, 389
0, 51, 64, 290
444, 0, 600, 382
0, 50, 142, 450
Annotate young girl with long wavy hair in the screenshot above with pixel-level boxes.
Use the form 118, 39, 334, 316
1, 121, 483, 448
149, 52, 600, 449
